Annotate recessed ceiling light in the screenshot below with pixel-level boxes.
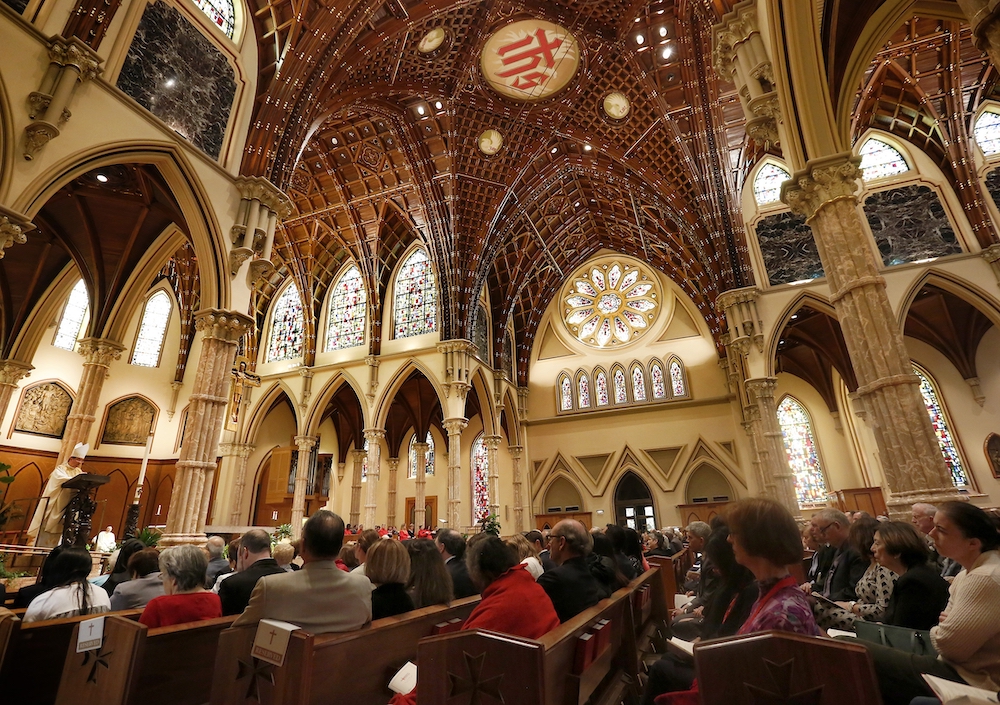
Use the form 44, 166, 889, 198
584, 144, 592, 151
659, 26, 667, 37
165, 78, 176, 88
635, 34, 645, 45
575, 202, 581, 207
331, 137, 338, 145
551, 147, 558, 153
96, 174, 108, 183
662, 46, 672, 59
434, 101, 443, 110
417, 105, 426, 115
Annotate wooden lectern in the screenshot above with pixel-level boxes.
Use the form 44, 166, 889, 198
60, 474, 110, 547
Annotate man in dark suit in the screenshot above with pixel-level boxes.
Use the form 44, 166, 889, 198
437, 528, 476, 598
536, 519, 602, 622
810, 509, 865, 601
525, 530, 556, 572
219, 529, 286, 615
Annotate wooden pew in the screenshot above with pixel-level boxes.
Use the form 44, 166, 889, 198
0, 608, 18, 671
416, 572, 653, 705
55, 615, 145, 705
693, 630, 883, 705
211, 596, 481, 705
0, 608, 142, 705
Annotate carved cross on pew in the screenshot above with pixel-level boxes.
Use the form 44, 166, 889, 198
236, 657, 275, 702
745, 658, 823, 705
81, 646, 113, 684
448, 651, 503, 705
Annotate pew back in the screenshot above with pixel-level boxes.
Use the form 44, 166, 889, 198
55, 615, 145, 705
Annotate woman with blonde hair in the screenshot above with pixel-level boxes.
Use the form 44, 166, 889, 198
503, 533, 544, 579
366, 539, 414, 619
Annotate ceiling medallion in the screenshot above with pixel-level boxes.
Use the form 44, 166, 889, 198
602, 92, 631, 121
478, 129, 504, 156
562, 260, 660, 348
481, 19, 581, 102
417, 27, 448, 55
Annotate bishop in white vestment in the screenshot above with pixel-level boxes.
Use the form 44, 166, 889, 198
26, 443, 88, 547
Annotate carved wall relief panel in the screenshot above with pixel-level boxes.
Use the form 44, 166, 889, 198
14, 381, 74, 438
101, 396, 156, 445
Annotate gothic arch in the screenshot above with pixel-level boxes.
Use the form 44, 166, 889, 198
243, 381, 300, 443
896, 269, 1000, 331
683, 462, 736, 504
612, 469, 659, 529
468, 368, 497, 437
534, 468, 587, 514
0, 70, 12, 201
304, 370, 368, 437
373, 358, 446, 430
766, 291, 840, 377
1, 462, 43, 510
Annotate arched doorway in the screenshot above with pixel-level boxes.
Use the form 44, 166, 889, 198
615, 471, 656, 531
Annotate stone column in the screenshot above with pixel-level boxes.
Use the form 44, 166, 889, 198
983, 243, 1000, 289
349, 448, 366, 527
385, 457, 400, 528
443, 418, 468, 530
0, 207, 33, 260
745, 378, 800, 515
362, 428, 384, 528
958, 1, 1000, 77
290, 435, 317, 538
484, 435, 501, 520
783, 155, 959, 515
58, 338, 124, 464
162, 310, 251, 545
413, 441, 429, 529
509, 445, 524, 532
228, 177, 291, 282
219, 442, 255, 525
0, 360, 32, 427
325, 462, 345, 512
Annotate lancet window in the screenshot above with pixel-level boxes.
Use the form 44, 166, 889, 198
131, 290, 172, 367
753, 163, 790, 206
914, 365, 969, 488
471, 435, 489, 523
776, 396, 828, 506
326, 265, 367, 351
859, 137, 909, 181
407, 432, 435, 479
54, 280, 91, 351
266, 282, 304, 362
393, 248, 437, 339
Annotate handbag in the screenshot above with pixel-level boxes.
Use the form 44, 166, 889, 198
854, 621, 938, 657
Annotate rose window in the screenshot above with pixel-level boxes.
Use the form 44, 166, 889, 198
563, 260, 659, 348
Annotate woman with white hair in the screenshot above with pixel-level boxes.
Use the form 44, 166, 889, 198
139, 545, 222, 628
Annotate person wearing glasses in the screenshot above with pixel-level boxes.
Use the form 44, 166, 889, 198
536, 519, 603, 622
803, 509, 865, 602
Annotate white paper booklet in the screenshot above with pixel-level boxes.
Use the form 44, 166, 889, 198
674, 594, 693, 610
389, 661, 418, 695
826, 629, 857, 639
922, 674, 999, 704
669, 637, 694, 656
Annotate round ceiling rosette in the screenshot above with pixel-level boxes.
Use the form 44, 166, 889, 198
562, 260, 660, 348
481, 19, 581, 101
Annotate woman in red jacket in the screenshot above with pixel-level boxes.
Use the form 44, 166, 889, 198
140, 545, 222, 628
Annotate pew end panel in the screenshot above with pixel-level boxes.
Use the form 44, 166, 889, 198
211, 623, 315, 705
0, 608, 18, 671
55, 615, 146, 705
693, 630, 883, 705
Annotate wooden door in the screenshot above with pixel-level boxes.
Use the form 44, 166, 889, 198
404, 496, 437, 529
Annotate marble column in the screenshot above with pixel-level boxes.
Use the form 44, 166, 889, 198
219, 442, 255, 525
484, 435, 501, 520
413, 441, 429, 529
290, 435, 317, 539
783, 155, 959, 515
745, 378, 800, 516
349, 448, 366, 527
0, 360, 32, 428
59, 338, 124, 464
443, 418, 468, 530
385, 456, 400, 528
162, 310, 251, 545
362, 428, 384, 528
509, 445, 524, 532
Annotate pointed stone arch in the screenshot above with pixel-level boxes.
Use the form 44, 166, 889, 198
541, 474, 585, 513
304, 370, 368, 437
374, 358, 446, 430
468, 368, 497, 437
612, 470, 658, 530
677, 438, 748, 496
243, 381, 300, 443
683, 462, 736, 504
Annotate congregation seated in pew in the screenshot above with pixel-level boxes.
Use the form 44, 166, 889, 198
367, 538, 415, 620
405, 538, 453, 608
140, 544, 222, 628
871, 520, 950, 630
219, 529, 286, 616
24, 546, 111, 622
109, 547, 165, 610
536, 519, 603, 622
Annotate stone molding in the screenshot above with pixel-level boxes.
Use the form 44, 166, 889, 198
77, 338, 125, 367
194, 308, 253, 342
782, 153, 862, 219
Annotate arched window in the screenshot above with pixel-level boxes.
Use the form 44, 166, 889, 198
130, 290, 172, 367
776, 396, 828, 506
914, 365, 969, 487
559, 374, 573, 411
974, 110, 1000, 156
753, 163, 790, 206
594, 368, 610, 407
631, 364, 647, 402
649, 360, 667, 399
393, 248, 437, 338
192, 0, 235, 37
578, 372, 591, 409
859, 137, 909, 181
471, 434, 489, 523
361, 438, 369, 482
325, 265, 367, 351
407, 431, 435, 479
266, 282, 304, 362
54, 280, 91, 351
669, 359, 686, 397
613, 366, 628, 404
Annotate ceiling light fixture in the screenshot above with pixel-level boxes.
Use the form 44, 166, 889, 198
435, 101, 443, 110
551, 147, 558, 154
662, 46, 672, 59
584, 144, 592, 151
636, 34, 645, 45
659, 26, 667, 37
96, 174, 108, 183
417, 105, 426, 115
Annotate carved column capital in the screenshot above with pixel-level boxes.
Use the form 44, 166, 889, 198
443, 417, 468, 436
483, 434, 502, 451
194, 308, 253, 342
982, 243, 1000, 289
0, 359, 33, 387
0, 207, 34, 259
745, 377, 778, 399
234, 176, 293, 218
782, 153, 862, 220
77, 338, 124, 366
508, 445, 523, 459
351, 448, 368, 462
363, 427, 386, 443
294, 434, 318, 451
717, 286, 764, 355
412, 441, 429, 454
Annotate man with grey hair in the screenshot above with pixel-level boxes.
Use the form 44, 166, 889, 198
807, 508, 864, 601
673, 521, 717, 639
536, 519, 602, 622
204, 536, 229, 588
219, 529, 285, 615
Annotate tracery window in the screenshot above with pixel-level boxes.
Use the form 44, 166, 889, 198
594, 369, 609, 407
650, 360, 666, 399
559, 374, 573, 411
578, 373, 591, 409
669, 360, 686, 397
631, 365, 647, 402
54, 280, 91, 351
753, 163, 790, 206
266, 282, 304, 362
914, 365, 969, 487
859, 137, 909, 181
393, 248, 437, 338
130, 290, 172, 367
557, 358, 690, 414
974, 110, 1000, 156
562, 260, 659, 348
361, 438, 369, 482
407, 432, 435, 479
613, 367, 628, 404
192, 0, 235, 37
776, 396, 828, 506
471, 434, 489, 523
325, 265, 367, 351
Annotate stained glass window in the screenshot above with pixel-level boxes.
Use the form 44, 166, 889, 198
130, 290, 172, 367
670, 360, 685, 397
266, 282, 304, 362
859, 137, 909, 181
325, 265, 366, 351
632, 366, 647, 402
753, 163, 790, 206
393, 248, 437, 338
650, 361, 666, 399
974, 110, 1000, 156
613, 368, 628, 404
777, 396, 828, 506
192, 0, 235, 37
471, 434, 489, 523
559, 375, 573, 411
563, 261, 659, 348
578, 373, 591, 408
54, 280, 91, 351
361, 438, 369, 482
595, 369, 609, 406
407, 432, 435, 479
473, 304, 489, 359
914, 366, 969, 487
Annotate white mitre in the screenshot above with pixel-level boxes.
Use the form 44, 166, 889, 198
70, 442, 89, 459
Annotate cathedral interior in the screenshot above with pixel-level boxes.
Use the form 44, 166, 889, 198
1, 0, 999, 543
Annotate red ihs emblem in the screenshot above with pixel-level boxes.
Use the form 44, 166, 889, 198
495, 28, 565, 91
